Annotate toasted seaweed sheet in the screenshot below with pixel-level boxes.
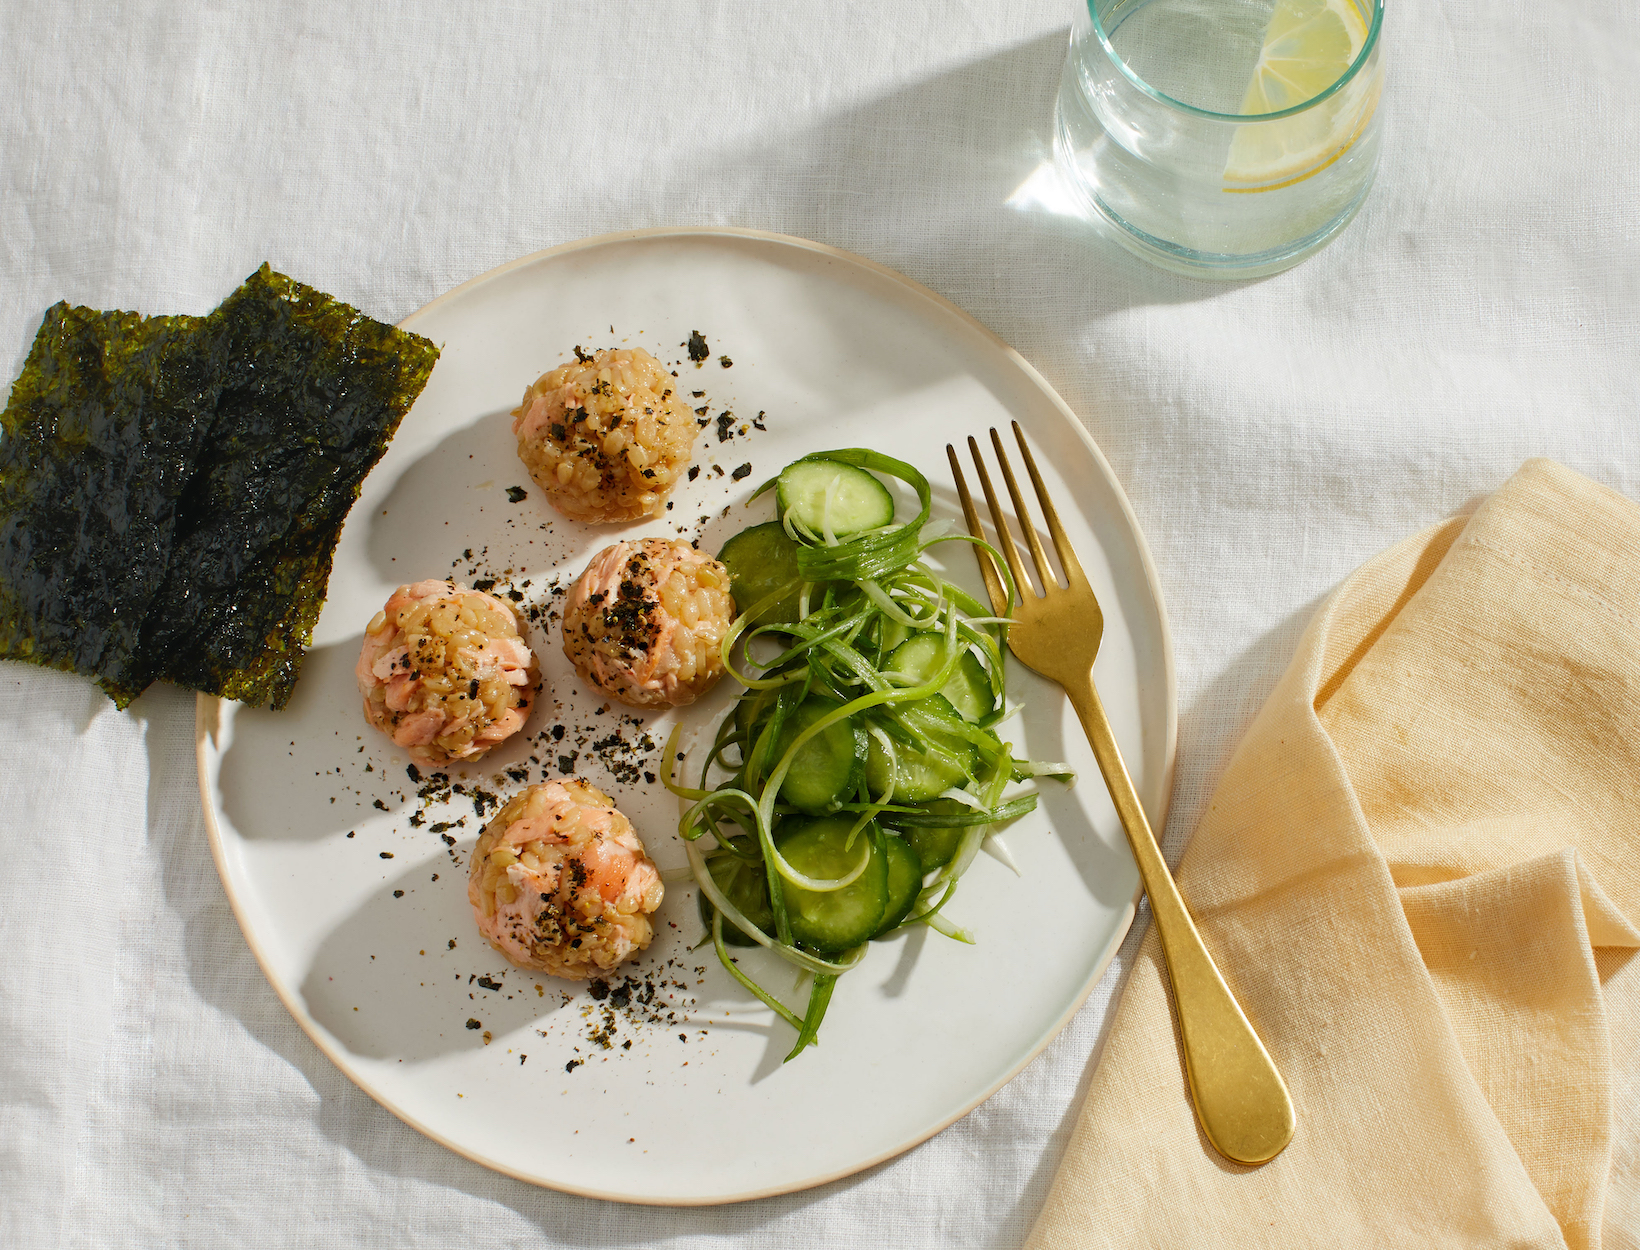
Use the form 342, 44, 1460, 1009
0, 304, 219, 694
0, 265, 439, 709
130, 266, 440, 708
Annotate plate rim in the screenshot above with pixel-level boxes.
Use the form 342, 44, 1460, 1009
194, 225, 1177, 1205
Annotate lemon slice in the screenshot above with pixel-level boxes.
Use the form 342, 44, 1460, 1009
1241, 0, 1366, 113
1225, 0, 1373, 189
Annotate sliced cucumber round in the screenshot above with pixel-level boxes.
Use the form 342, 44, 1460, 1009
872, 834, 924, 938
777, 458, 894, 538
776, 816, 888, 953
718, 521, 804, 625
775, 695, 865, 814
697, 838, 774, 947
891, 799, 968, 870
865, 694, 980, 802
873, 615, 914, 660
884, 633, 996, 722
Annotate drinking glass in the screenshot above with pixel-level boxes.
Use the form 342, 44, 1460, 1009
1054, 0, 1385, 279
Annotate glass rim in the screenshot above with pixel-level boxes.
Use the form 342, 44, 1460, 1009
1088, 0, 1385, 122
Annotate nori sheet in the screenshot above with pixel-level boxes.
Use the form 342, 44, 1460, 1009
0, 265, 440, 709
0, 304, 219, 694
127, 266, 440, 708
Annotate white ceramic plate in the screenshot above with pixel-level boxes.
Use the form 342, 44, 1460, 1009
195, 228, 1174, 1204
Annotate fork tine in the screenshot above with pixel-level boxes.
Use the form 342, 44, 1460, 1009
1011, 421, 1088, 590
967, 435, 1036, 600
989, 427, 1058, 593
947, 443, 1010, 616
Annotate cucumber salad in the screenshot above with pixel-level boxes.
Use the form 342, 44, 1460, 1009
663, 449, 1068, 1059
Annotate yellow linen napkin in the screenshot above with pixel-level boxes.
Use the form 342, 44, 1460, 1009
1025, 459, 1640, 1249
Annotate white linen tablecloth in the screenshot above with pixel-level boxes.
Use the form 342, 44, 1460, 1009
3, 1, 1637, 1245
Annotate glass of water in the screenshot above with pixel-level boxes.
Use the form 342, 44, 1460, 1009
1055, 0, 1385, 279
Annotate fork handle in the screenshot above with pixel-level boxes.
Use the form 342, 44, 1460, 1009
1064, 675, 1296, 1166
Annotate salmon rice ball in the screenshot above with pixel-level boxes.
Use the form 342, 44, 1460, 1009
356, 580, 538, 766
562, 538, 735, 708
468, 780, 664, 979
511, 346, 700, 523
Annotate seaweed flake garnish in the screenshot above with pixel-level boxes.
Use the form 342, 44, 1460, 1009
686, 331, 709, 363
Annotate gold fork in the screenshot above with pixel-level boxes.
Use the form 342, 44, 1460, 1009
950, 423, 1295, 1166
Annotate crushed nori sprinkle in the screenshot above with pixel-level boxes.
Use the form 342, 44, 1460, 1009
505, 485, 528, 503
0, 265, 439, 709
686, 330, 709, 362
